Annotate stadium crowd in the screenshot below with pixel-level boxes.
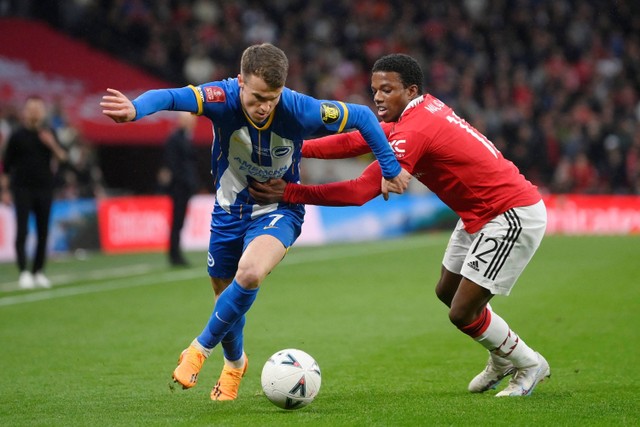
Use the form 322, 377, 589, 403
2, 0, 640, 195
0, 96, 106, 201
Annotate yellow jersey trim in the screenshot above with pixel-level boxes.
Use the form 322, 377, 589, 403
242, 107, 275, 130
188, 85, 204, 115
337, 101, 349, 133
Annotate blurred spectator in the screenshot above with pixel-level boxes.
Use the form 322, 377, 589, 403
626, 134, 640, 194
0, 104, 20, 172
600, 135, 628, 193
57, 135, 106, 200
552, 152, 599, 194
0, 96, 67, 289
5, 0, 640, 194
162, 112, 198, 267
571, 152, 599, 194
183, 43, 217, 84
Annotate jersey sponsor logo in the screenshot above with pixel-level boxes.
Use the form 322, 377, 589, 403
204, 86, 226, 103
254, 146, 272, 157
272, 146, 292, 158
320, 102, 341, 124
234, 156, 290, 180
389, 139, 406, 156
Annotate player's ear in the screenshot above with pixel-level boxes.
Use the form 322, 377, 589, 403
237, 74, 244, 87
407, 84, 420, 99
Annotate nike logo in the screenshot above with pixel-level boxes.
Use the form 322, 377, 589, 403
214, 311, 231, 324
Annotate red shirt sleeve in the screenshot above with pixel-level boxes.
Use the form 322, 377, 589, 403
302, 132, 370, 159
284, 161, 383, 206
302, 122, 394, 159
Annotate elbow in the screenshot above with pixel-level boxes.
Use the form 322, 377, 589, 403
353, 193, 375, 206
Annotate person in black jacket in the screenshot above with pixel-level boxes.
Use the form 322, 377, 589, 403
163, 112, 198, 266
1, 96, 67, 289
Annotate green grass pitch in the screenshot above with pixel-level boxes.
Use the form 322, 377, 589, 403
1, 233, 639, 426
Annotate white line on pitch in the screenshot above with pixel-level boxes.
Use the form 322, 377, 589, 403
0, 263, 157, 293
0, 269, 204, 307
0, 236, 441, 307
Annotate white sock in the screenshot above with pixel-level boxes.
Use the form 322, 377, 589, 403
484, 304, 509, 366
224, 353, 245, 369
191, 338, 212, 358
475, 310, 538, 368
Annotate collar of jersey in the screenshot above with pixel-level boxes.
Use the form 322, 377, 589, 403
242, 107, 275, 130
401, 94, 426, 118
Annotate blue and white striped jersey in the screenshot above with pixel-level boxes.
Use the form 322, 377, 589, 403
132, 78, 400, 219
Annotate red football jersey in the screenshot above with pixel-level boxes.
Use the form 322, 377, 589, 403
287, 94, 541, 233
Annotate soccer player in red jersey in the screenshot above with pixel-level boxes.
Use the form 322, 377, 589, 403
250, 54, 550, 397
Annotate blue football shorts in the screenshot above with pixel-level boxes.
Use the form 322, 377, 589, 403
207, 206, 304, 279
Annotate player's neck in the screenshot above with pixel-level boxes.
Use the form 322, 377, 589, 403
402, 95, 424, 115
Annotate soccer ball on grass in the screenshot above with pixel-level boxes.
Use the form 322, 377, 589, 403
261, 348, 321, 410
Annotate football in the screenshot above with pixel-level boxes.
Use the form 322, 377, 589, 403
261, 348, 322, 410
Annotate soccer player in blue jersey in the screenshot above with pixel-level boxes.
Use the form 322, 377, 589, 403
101, 43, 411, 401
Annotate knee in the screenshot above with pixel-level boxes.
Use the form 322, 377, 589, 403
234, 265, 264, 289
448, 303, 486, 329
447, 306, 470, 329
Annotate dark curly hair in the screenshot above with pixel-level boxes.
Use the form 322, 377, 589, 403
372, 54, 424, 95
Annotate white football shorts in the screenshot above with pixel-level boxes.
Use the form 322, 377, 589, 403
442, 200, 546, 295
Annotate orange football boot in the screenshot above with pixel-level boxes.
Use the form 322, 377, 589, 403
210, 353, 249, 401
172, 345, 206, 389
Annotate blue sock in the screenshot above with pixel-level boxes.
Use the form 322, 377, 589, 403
221, 315, 246, 361
197, 280, 258, 349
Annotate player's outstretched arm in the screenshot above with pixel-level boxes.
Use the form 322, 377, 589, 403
303, 121, 394, 159
101, 86, 199, 123
303, 133, 371, 159
250, 162, 384, 207
100, 88, 136, 123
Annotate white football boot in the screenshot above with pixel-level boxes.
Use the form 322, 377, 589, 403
468, 353, 516, 393
496, 352, 550, 397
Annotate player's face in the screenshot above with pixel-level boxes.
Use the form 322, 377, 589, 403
238, 73, 283, 124
371, 71, 416, 123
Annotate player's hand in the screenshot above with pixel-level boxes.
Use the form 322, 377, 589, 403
249, 178, 288, 205
100, 88, 136, 123
381, 168, 412, 200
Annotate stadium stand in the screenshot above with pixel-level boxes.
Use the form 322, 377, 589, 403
1, 0, 639, 195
